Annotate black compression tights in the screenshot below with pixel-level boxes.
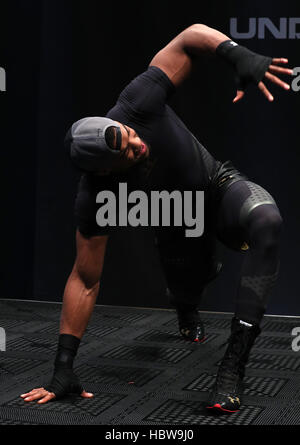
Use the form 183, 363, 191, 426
216, 180, 282, 326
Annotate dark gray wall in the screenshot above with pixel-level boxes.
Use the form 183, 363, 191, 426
2, 1, 300, 316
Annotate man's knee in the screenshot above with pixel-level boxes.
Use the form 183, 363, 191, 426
248, 205, 283, 250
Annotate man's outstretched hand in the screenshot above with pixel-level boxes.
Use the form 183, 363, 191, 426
20, 368, 94, 404
20, 387, 93, 404
233, 58, 293, 103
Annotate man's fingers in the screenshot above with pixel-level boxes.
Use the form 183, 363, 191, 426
20, 388, 45, 398
81, 390, 94, 398
22, 389, 55, 403
265, 72, 290, 90
23, 393, 46, 402
21, 388, 45, 394
37, 394, 56, 405
233, 90, 245, 103
269, 65, 294, 76
272, 58, 289, 64
258, 81, 274, 101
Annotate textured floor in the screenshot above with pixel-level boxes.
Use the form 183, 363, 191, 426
0, 299, 300, 425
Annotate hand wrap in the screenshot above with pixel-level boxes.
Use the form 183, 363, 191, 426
216, 40, 272, 90
45, 368, 84, 399
45, 334, 83, 399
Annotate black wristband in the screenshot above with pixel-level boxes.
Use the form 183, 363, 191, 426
216, 39, 240, 60
216, 39, 272, 90
54, 334, 81, 370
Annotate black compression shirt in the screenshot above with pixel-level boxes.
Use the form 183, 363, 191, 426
105, 66, 220, 194
74, 66, 230, 237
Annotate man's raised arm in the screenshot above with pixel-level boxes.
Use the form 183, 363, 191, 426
150, 24, 293, 102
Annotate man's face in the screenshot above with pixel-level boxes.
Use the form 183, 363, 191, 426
99, 122, 150, 175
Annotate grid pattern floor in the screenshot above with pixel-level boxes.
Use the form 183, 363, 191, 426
0, 300, 300, 425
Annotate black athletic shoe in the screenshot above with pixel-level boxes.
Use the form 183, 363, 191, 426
175, 304, 205, 343
206, 366, 243, 413
206, 317, 260, 413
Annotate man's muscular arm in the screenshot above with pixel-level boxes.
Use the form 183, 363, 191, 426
150, 24, 293, 102
21, 232, 108, 404
150, 24, 228, 86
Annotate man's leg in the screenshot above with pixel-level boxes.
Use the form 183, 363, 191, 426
157, 230, 222, 342
207, 180, 282, 412
217, 180, 282, 325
